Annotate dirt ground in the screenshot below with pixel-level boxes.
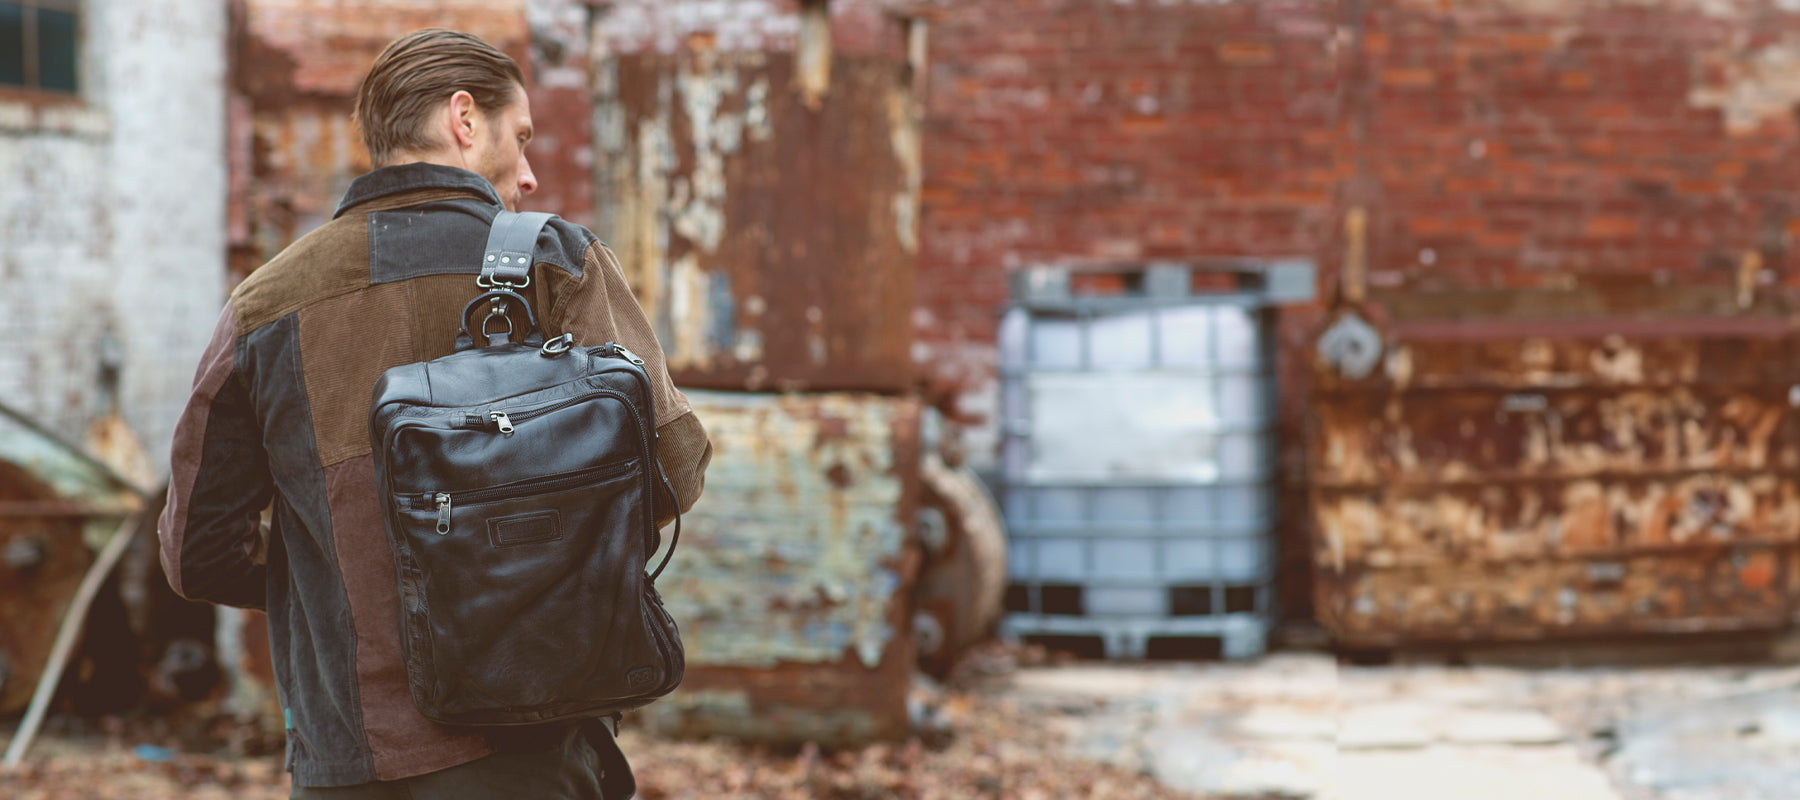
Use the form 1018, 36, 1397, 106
0, 645, 1209, 800
0, 726, 1203, 800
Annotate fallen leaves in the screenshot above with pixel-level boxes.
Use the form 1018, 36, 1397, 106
0, 644, 1207, 799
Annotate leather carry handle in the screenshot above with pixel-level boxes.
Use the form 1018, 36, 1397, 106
455, 289, 545, 350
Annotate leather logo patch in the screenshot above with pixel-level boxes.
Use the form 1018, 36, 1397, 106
487, 510, 562, 547
627, 667, 657, 688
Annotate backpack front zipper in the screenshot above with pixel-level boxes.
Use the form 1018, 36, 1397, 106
413, 459, 640, 534
453, 395, 589, 434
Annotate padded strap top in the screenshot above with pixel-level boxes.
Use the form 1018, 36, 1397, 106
481, 210, 555, 286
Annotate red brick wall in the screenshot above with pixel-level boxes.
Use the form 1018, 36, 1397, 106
922, 0, 1800, 340
920, 0, 1341, 347
1354, 0, 1800, 292
919, 0, 1800, 623
595, 0, 912, 56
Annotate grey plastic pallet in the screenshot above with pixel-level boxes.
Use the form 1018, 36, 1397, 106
1003, 612, 1269, 661
1010, 259, 1315, 311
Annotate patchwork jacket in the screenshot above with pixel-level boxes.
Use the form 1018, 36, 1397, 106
158, 163, 711, 786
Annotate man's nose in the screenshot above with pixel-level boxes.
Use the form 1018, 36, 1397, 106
518, 154, 538, 197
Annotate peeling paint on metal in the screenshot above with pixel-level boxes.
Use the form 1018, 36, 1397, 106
796, 0, 833, 108
806, 306, 829, 366
599, 52, 917, 392
888, 84, 921, 255
638, 387, 920, 744
668, 253, 711, 370
735, 295, 766, 363
745, 77, 773, 141
672, 59, 741, 253
660, 391, 919, 670
706, 271, 738, 358
1312, 315, 1800, 645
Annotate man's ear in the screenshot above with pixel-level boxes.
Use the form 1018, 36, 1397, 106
447, 90, 478, 150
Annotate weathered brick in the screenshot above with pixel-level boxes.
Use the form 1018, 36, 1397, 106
1584, 216, 1641, 238
1218, 41, 1275, 66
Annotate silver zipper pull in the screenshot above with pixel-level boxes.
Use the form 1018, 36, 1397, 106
435, 493, 452, 534
490, 411, 515, 435
611, 343, 646, 367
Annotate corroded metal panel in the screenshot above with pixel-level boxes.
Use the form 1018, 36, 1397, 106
597, 51, 919, 393
0, 410, 143, 713
640, 391, 921, 745
1324, 548, 1791, 642
1311, 314, 1800, 645
0, 461, 95, 714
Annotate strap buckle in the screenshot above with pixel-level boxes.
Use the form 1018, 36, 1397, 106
475, 269, 531, 291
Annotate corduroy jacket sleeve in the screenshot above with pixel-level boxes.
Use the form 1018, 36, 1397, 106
158, 303, 271, 609
546, 240, 711, 528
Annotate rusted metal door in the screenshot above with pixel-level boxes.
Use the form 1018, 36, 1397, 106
1311, 299, 1800, 646
595, 49, 920, 394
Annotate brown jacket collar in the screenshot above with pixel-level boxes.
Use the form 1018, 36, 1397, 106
335, 163, 501, 218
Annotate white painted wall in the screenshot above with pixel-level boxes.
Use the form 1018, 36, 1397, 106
0, 1, 227, 474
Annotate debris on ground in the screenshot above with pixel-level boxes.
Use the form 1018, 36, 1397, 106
0, 643, 1204, 800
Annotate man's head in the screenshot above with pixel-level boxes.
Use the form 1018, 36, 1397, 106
354, 29, 537, 210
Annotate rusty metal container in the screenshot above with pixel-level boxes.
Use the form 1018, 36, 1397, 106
637, 391, 923, 746
0, 409, 142, 713
594, 49, 920, 394
1310, 293, 1800, 647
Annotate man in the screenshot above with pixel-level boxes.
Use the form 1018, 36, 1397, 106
158, 29, 710, 798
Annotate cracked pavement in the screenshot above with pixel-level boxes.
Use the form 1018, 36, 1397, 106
987, 651, 1800, 799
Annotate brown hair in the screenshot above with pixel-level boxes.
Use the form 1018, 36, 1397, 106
354, 29, 524, 166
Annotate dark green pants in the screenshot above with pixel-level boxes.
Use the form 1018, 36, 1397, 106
290, 723, 624, 800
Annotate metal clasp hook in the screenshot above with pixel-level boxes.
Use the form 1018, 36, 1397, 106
481, 297, 516, 344
540, 333, 575, 357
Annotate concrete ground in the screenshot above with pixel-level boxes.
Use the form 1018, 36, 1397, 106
987, 651, 1800, 800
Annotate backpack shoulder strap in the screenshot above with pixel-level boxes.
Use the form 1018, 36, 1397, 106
455, 210, 557, 350
481, 210, 556, 288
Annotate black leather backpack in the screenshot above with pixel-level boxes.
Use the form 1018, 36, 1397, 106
368, 210, 683, 729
